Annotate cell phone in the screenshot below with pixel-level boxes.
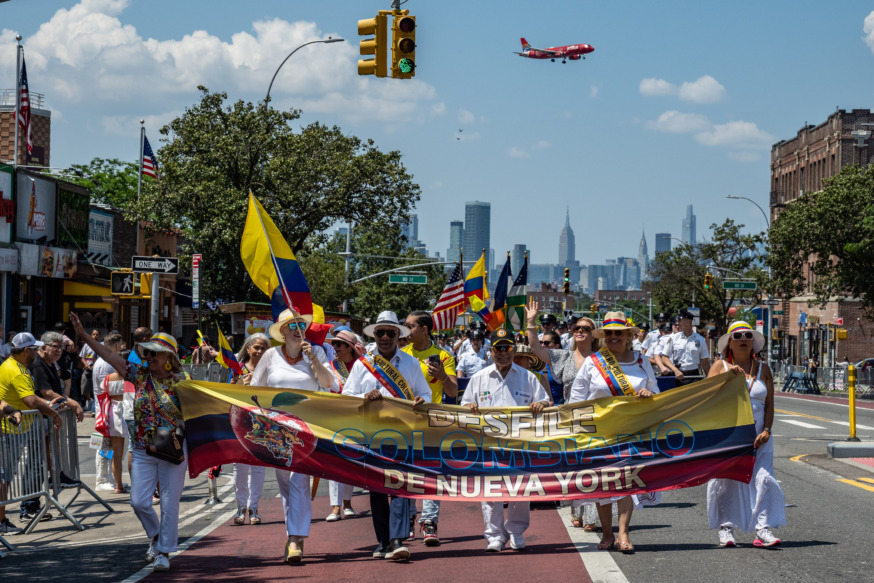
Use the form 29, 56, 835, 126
427, 355, 441, 366
51, 397, 68, 411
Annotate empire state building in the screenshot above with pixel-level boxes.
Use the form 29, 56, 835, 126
558, 208, 575, 265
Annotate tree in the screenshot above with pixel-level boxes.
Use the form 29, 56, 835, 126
54, 158, 139, 208
643, 219, 766, 330
769, 164, 874, 315
128, 87, 421, 304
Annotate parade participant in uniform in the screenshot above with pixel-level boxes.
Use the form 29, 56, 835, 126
641, 312, 669, 354
462, 329, 549, 552
230, 333, 270, 526
569, 312, 658, 553
403, 311, 457, 546
249, 309, 337, 563
324, 328, 364, 522
646, 322, 673, 371
454, 321, 490, 358
706, 321, 784, 548
342, 311, 429, 561
538, 313, 557, 340
655, 309, 710, 385
455, 330, 491, 377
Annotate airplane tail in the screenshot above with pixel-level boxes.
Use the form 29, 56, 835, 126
520, 37, 531, 53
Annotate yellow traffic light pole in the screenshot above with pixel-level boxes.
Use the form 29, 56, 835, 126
848, 365, 860, 442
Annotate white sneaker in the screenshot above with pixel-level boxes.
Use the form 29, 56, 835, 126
95, 483, 115, 492
718, 526, 736, 547
754, 527, 781, 547
485, 539, 504, 552
146, 541, 159, 563
509, 534, 526, 550
325, 513, 341, 522
153, 554, 170, 572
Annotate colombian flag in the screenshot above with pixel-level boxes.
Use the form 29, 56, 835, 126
470, 295, 501, 331
241, 192, 313, 320
215, 328, 242, 374
464, 253, 488, 305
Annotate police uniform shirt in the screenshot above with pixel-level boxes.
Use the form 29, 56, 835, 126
456, 350, 491, 377
560, 332, 573, 351
641, 329, 661, 352
632, 338, 643, 352
342, 348, 431, 401
460, 363, 549, 408
456, 338, 491, 358
650, 334, 672, 359
661, 331, 710, 371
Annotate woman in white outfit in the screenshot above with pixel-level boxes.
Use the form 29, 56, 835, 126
249, 309, 338, 563
569, 312, 658, 554
230, 333, 271, 526
706, 321, 785, 548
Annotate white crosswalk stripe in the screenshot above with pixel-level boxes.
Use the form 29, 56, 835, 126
779, 419, 826, 429
829, 421, 874, 431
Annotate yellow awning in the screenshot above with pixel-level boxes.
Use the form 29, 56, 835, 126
64, 281, 111, 296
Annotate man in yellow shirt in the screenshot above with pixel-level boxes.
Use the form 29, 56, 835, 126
402, 311, 457, 547
0, 333, 64, 534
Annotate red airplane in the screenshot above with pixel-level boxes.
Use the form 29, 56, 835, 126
514, 37, 594, 63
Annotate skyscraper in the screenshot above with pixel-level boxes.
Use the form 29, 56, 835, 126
512, 244, 528, 276
682, 205, 696, 245
558, 207, 575, 265
447, 220, 463, 264
401, 214, 419, 249
463, 201, 490, 265
637, 231, 649, 278
655, 233, 672, 255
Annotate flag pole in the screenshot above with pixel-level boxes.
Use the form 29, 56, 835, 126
136, 121, 144, 254
13, 38, 22, 167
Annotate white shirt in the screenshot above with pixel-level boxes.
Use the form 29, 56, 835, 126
456, 350, 491, 377
456, 337, 491, 358
93, 357, 116, 395
658, 331, 710, 370
250, 345, 337, 392
460, 363, 549, 408
632, 339, 643, 352
646, 334, 670, 359
568, 351, 658, 403
561, 332, 573, 351
342, 348, 431, 400
641, 329, 661, 352
79, 344, 96, 365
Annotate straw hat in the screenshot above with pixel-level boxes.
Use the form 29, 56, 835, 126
268, 308, 313, 343
717, 321, 765, 354
592, 312, 640, 339
135, 332, 182, 369
363, 311, 411, 339
514, 344, 545, 371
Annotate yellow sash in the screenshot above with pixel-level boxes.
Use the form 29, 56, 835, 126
591, 348, 637, 397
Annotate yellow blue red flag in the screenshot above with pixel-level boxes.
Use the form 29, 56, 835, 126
215, 329, 242, 374
464, 252, 488, 305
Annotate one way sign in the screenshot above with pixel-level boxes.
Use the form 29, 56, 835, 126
131, 256, 179, 274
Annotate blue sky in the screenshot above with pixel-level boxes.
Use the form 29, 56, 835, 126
2, 0, 874, 271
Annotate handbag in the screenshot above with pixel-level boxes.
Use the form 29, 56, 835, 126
144, 376, 185, 465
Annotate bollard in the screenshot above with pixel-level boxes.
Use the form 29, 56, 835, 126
848, 365, 861, 442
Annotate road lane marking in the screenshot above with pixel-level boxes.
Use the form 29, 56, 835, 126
837, 478, 874, 493
557, 504, 629, 583
790, 454, 808, 463
858, 477, 874, 485
774, 409, 833, 422
779, 419, 826, 429
830, 421, 874, 430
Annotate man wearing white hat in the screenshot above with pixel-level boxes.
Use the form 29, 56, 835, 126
342, 311, 430, 561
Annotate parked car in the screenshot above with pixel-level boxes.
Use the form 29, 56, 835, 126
853, 358, 874, 371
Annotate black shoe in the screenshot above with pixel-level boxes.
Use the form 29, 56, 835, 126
408, 515, 416, 540
50, 472, 80, 488
372, 543, 386, 559
422, 520, 440, 546
20, 509, 52, 523
0, 518, 23, 535
385, 539, 410, 561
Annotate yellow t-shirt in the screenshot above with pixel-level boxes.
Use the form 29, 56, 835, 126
0, 356, 37, 433
402, 342, 457, 404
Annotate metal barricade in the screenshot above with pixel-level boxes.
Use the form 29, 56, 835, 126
183, 363, 228, 382
47, 408, 112, 519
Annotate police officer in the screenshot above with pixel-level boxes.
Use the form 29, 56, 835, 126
454, 321, 490, 358
538, 314, 557, 340
655, 309, 710, 385
641, 312, 669, 354
647, 322, 673, 371
456, 330, 491, 377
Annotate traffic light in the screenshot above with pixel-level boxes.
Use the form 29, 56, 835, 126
358, 15, 388, 77
704, 272, 713, 290
563, 268, 570, 294
590, 304, 598, 315
391, 14, 416, 78
110, 270, 135, 296
140, 273, 152, 295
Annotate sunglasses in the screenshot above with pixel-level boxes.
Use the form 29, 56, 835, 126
374, 329, 397, 339
492, 344, 513, 353
603, 329, 626, 337
574, 326, 593, 333
142, 349, 158, 357
283, 322, 308, 331
731, 331, 754, 340
541, 340, 555, 346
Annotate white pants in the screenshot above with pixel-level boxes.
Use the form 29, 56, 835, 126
275, 468, 312, 537
481, 501, 530, 544
233, 464, 266, 508
328, 480, 353, 506
130, 449, 188, 554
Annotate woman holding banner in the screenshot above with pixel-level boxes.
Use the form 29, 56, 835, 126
569, 312, 658, 554
230, 333, 271, 526
706, 321, 784, 548
250, 309, 338, 563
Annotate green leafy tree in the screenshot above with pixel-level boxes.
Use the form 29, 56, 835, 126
53, 158, 139, 208
769, 164, 874, 315
643, 219, 766, 330
128, 87, 421, 304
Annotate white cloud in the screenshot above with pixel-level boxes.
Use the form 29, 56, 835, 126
639, 78, 676, 96
533, 140, 550, 150
865, 11, 874, 52
695, 121, 774, 149
1, 1, 440, 128
678, 75, 725, 103
590, 85, 599, 98
646, 110, 711, 133
727, 151, 761, 163
458, 108, 475, 124
507, 147, 529, 158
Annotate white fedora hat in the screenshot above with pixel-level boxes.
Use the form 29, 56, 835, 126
363, 311, 411, 339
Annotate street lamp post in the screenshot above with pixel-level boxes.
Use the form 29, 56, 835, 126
265, 37, 344, 104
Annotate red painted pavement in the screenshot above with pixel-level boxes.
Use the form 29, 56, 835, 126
144, 494, 593, 582
777, 391, 874, 409
851, 458, 874, 469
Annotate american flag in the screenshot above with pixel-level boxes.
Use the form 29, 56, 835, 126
142, 135, 158, 178
432, 260, 464, 331
18, 57, 32, 155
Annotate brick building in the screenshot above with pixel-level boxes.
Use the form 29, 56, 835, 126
0, 90, 51, 167
770, 109, 874, 365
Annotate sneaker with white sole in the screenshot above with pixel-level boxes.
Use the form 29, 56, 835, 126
754, 527, 781, 547
343, 507, 355, 517
485, 539, 504, 552
146, 540, 160, 563
0, 518, 22, 535
509, 534, 526, 550
422, 520, 440, 546
95, 483, 115, 492
152, 554, 170, 572
718, 526, 736, 547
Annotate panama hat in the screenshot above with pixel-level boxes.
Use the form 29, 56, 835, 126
268, 308, 313, 342
718, 321, 765, 355
363, 311, 411, 339
592, 312, 640, 339
514, 344, 545, 371
135, 332, 182, 369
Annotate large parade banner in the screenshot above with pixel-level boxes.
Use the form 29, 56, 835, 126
176, 372, 756, 501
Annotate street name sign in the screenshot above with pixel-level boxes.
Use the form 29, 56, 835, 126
389, 274, 427, 284
132, 256, 179, 274
723, 280, 757, 291
192, 254, 202, 309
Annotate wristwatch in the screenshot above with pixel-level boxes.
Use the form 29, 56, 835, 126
763, 427, 771, 434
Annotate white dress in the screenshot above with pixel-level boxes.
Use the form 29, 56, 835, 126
706, 362, 786, 532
